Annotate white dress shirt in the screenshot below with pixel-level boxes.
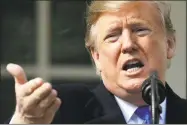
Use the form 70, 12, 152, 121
115, 96, 166, 124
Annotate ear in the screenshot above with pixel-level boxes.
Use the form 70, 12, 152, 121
167, 35, 176, 59
91, 49, 101, 72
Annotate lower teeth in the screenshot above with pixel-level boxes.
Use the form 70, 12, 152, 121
127, 67, 141, 72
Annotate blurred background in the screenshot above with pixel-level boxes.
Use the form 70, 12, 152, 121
0, 0, 186, 123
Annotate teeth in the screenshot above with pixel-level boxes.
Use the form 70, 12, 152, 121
127, 67, 141, 72
127, 60, 139, 65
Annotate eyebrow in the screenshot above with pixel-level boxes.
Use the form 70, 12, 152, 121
104, 17, 152, 34
126, 17, 152, 28
106, 20, 122, 32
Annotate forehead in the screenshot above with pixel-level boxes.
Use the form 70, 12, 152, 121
96, 1, 162, 28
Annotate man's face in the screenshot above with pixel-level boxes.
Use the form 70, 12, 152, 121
91, 1, 175, 104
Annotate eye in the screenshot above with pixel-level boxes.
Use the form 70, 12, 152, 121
104, 31, 121, 42
133, 27, 151, 36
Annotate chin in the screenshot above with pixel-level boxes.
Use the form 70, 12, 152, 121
119, 78, 147, 93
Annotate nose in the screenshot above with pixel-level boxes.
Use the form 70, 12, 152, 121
120, 30, 137, 53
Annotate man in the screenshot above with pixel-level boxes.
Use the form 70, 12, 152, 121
7, 1, 187, 124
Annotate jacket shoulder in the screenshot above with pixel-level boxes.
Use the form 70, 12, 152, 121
166, 83, 187, 123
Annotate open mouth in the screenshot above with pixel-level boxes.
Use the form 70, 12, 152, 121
123, 59, 144, 73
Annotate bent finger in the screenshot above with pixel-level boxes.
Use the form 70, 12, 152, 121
25, 82, 52, 107
21, 77, 43, 96
45, 98, 61, 116
37, 89, 57, 112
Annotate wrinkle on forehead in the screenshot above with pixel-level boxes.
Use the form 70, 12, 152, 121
118, 1, 161, 24
96, 1, 164, 32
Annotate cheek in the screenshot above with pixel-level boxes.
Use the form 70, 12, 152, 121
99, 42, 121, 70
140, 37, 167, 67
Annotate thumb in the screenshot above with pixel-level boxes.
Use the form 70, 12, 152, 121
6, 63, 28, 84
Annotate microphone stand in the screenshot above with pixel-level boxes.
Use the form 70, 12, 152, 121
150, 72, 162, 124
142, 71, 166, 124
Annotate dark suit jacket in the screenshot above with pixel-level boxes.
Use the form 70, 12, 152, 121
52, 83, 187, 124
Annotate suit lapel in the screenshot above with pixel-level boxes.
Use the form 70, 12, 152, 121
165, 83, 187, 124
86, 83, 126, 124
86, 83, 187, 124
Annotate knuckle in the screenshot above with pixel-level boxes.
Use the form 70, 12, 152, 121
55, 98, 62, 106
41, 95, 53, 107
33, 90, 45, 101
39, 103, 46, 109
23, 85, 33, 95
38, 100, 50, 110
28, 79, 35, 84
25, 78, 43, 93
35, 77, 43, 83
34, 94, 42, 102
26, 80, 35, 87
52, 89, 57, 97
44, 82, 52, 90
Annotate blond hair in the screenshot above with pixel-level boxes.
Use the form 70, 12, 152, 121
85, 1, 175, 71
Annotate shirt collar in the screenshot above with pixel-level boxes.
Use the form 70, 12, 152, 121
114, 96, 167, 123
160, 98, 167, 121
114, 96, 138, 122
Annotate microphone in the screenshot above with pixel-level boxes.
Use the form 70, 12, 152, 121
141, 71, 166, 124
